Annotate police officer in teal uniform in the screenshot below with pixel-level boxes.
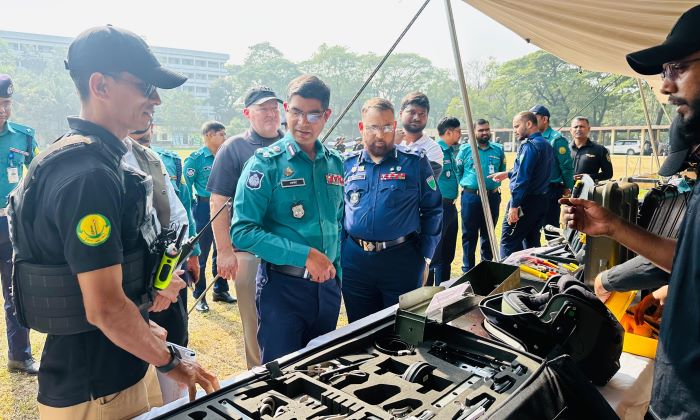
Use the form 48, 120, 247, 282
530, 105, 574, 229
231, 75, 344, 363
184, 121, 235, 311
456, 118, 506, 272
428, 116, 462, 285
0, 74, 39, 374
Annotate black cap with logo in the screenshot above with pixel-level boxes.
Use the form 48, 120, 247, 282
244, 86, 282, 108
0, 74, 13, 98
65, 25, 187, 89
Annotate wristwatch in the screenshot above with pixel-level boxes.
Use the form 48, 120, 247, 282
156, 343, 182, 373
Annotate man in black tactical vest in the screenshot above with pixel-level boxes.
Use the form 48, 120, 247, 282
8, 25, 219, 419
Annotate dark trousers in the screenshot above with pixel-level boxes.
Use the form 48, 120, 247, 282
256, 263, 340, 363
192, 198, 227, 297
341, 237, 424, 323
0, 217, 31, 362
461, 191, 501, 272
149, 272, 190, 347
428, 200, 458, 285
500, 194, 548, 259
545, 183, 565, 229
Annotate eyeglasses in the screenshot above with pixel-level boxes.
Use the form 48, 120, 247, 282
287, 107, 325, 123
661, 58, 700, 81
364, 124, 394, 134
104, 72, 157, 98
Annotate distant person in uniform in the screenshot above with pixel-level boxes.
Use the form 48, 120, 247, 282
456, 119, 506, 272
530, 105, 574, 228
570, 117, 613, 182
490, 112, 554, 258
428, 116, 461, 285
399, 92, 443, 179
231, 75, 344, 363
184, 121, 235, 312
0, 74, 39, 375
207, 85, 285, 368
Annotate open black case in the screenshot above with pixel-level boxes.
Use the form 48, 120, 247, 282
156, 262, 617, 420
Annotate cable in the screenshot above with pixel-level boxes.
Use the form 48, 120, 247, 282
556, 75, 624, 132
321, 0, 433, 143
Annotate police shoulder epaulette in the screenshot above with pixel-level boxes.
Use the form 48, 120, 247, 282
326, 146, 343, 160
255, 143, 285, 159
342, 150, 361, 161
492, 142, 504, 150
8, 122, 34, 138
157, 148, 179, 159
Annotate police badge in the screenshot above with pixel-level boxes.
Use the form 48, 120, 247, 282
291, 203, 305, 219
350, 191, 360, 205
246, 170, 264, 190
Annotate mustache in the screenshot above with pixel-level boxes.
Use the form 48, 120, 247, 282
668, 95, 688, 106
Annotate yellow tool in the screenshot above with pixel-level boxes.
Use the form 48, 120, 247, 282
520, 265, 549, 280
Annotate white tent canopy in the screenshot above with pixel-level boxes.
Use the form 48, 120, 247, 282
462, 1, 699, 101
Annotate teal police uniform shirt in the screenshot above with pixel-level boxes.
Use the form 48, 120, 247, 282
0, 121, 37, 208
183, 146, 214, 199
455, 141, 506, 191
155, 147, 200, 256
542, 127, 574, 189
436, 139, 459, 200
231, 133, 345, 275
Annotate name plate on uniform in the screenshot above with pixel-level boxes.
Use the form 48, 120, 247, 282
326, 174, 344, 186
380, 173, 406, 181
281, 178, 306, 188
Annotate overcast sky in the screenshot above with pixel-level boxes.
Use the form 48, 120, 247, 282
2, 0, 538, 68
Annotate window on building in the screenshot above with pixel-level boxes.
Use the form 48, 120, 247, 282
168, 57, 181, 65
196, 87, 208, 94
208, 61, 220, 68
196, 60, 206, 67
182, 58, 194, 66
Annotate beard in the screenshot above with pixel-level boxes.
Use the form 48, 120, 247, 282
367, 140, 391, 157
403, 122, 426, 134
685, 96, 700, 132
477, 136, 490, 144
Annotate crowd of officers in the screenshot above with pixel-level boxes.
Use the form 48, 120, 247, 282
0, 19, 664, 420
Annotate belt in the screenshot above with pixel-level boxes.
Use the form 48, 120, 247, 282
549, 182, 565, 187
442, 198, 456, 205
268, 263, 311, 279
196, 195, 210, 202
463, 188, 499, 195
351, 234, 415, 253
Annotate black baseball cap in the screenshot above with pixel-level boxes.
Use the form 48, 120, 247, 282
529, 104, 550, 118
0, 74, 13, 98
65, 25, 187, 89
244, 86, 282, 108
626, 5, 700, 75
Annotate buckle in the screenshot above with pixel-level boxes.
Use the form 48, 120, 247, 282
362, 241, 376, 252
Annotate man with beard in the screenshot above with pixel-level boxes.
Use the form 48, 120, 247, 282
184, 121, 234, 312
231, 75, 344, 363
342, 98, 442, 322
490, 112, 554, 258
399, 92, 443, 179
207, 85, 284, 368
562, 5, 700, 418
428, 117, 462, 285
569, 116, 613, 181
0, 75, 39, 375
456, 119, 506, 272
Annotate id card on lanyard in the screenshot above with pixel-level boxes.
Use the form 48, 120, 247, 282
7, 151, 18, 184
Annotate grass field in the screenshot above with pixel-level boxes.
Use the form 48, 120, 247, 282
0, 151, 663, 418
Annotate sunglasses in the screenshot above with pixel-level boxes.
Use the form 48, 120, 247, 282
104, 72, 157, 98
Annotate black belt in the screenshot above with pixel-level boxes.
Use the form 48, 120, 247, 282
268, 263, 311, 279
351, 234, 415, 252
196, 195, 210, 202
549, 182, 565, 187
463, 188, 499, 195
442, 198, 456, 205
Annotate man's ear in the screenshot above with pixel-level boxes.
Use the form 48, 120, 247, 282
89, 72, 110, 100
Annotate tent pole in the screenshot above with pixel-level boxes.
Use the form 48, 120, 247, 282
637, 79, 662, 171
443, 0, 499, 260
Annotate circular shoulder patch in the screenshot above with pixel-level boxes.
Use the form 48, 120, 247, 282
76, 214, 111, 246
186, 168, 195, 177
559, 146, 566, 155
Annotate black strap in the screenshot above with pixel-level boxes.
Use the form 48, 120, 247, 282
174, 155, 183, 186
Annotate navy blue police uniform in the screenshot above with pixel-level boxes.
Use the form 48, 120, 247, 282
0, 74, 38, 370
500, 133, 554, 258
341, 145, 442, 322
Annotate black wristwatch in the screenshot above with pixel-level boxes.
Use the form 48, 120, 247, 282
156, 343, 182, 373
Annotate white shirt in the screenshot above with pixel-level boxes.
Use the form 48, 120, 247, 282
122, 137, 188, 236
401, 134, 443, 178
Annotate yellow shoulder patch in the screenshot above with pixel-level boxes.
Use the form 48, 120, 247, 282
559, 146, 566, 155
76, 214, 111, 246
